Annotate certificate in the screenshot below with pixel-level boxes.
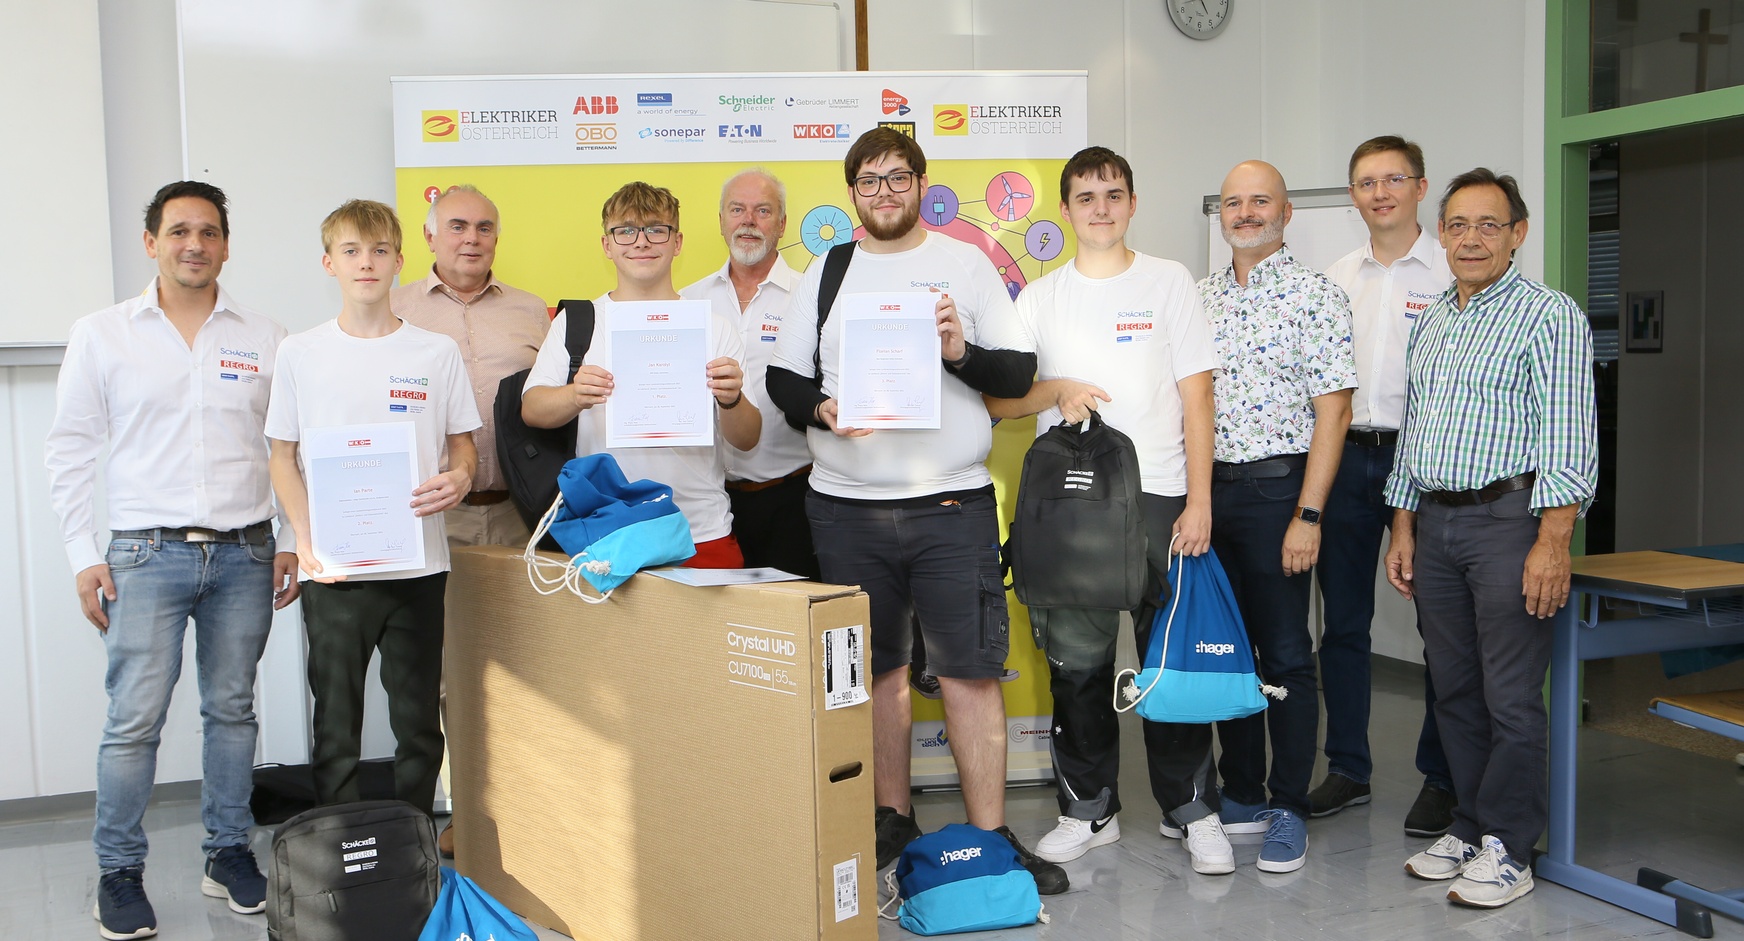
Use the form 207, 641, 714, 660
836, 292, 941, 429
303, 422, 425, 578
603, 299, 715, 448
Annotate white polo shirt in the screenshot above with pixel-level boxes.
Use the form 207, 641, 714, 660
523, 295, 746, 544
679, 256, 811, 483
46, 279, 291, 574
1016, 253, 1217, 497
1324, 226, 1452, 432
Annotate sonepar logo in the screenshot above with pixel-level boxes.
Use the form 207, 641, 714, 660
422, 111, 458, 142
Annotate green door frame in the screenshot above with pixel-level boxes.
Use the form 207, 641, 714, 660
1545, 0, 1744, 303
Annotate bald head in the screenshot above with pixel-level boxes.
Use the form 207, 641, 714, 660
1218, 160, 1291, 253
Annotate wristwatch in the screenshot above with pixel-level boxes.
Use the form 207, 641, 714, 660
1295, 506, 1322, 525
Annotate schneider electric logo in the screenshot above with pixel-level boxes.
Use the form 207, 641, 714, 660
718, 94, 776, 113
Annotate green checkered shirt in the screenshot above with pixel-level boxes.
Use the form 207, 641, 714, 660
1383, 265, 1597, 514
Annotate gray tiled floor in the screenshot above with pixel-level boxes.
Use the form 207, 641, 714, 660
3, 660, 1739, 940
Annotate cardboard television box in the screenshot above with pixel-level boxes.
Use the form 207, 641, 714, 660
446, 545, 876, 941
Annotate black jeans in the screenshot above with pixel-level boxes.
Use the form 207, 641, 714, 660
1032, 495, 1219, 825
1211, 459, 1318, 817
301, 573, 447, 815
728, 471, 821, 580
1413, 489, 1550, 861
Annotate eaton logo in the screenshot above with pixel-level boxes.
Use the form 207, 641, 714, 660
718, 123, 767, 140
637, 92, 672, 106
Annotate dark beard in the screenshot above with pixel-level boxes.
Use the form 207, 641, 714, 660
860, 200, 920, 242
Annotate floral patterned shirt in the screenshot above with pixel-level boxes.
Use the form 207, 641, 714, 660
1197, 246, 1357, 463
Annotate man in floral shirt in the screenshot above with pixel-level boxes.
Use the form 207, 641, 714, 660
1197, 160, 1355, 874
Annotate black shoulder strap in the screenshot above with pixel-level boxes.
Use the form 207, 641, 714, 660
812, 241, 857, 381
558, 299, 595, 384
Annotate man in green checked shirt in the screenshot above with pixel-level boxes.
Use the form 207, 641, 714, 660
1384, 168, 1598, 910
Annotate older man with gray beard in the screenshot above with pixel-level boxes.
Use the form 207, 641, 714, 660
680, 169, 818, 577
1196, 160, 1355, 874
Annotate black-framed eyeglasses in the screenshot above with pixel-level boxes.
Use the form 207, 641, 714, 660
853, 170, 917, 197
1350, 174, 1420, 193
1444, 219, 1518, 240
607, 224, 674, 245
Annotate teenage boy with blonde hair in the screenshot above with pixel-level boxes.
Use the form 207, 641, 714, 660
267, 199, 481, 814
521, 182, 760, 565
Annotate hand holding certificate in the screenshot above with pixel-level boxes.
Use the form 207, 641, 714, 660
302, 422, 425, 578
835, 292, 942, 429
603, 300, 717, 448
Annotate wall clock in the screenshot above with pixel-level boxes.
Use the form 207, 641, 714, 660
1169, 0, 1231, 40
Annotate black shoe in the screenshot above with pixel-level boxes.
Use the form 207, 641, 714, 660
1403, 782, 1457, 838
94, 867, 157, 940
1308, 773, 1372, 818
909, 670, 942, 700
995, 825, 1069, 896
875, 806, 923, 869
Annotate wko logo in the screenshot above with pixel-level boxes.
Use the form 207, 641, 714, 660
882, 89, 910, 116
572, 95, 619, 115
421, 110, 458, 143
933, 104, 967, 136
794, 123, 850, 140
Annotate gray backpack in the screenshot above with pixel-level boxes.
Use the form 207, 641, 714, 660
267, 799, 441, 941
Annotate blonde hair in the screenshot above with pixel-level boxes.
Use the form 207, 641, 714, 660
601, 182, 680, 230
321, 199, 403, 253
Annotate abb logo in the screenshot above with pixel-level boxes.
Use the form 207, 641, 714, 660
573, 95, 619, 115
389, 389, 427, 400
347, 439, 371, 447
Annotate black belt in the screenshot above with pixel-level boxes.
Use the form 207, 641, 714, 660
1422, 472, 1537, 507
1213, 454, 1307, 481
726, 464, 813, 493
462, 490, 512, 506
112, 521, 273, 546
1346, 429, 1399, 447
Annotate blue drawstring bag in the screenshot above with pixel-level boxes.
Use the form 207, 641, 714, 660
879, 824, 1047, 936
417, 867, 538, 941
525, 454, 695, 598
1115, 537, 1281, 723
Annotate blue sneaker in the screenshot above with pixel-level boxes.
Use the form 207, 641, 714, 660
93, 867, 157, 940
1254, 808, 1308, 873
201, 845, 267, 914
1217, 791, 1269, 836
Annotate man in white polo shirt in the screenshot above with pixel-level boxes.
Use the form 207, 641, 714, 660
47, 181, 298, 938
1311, 136, 1457, 840
522, 182, 761, 566
680, 168, 818, 578
985, 147, 1225, 874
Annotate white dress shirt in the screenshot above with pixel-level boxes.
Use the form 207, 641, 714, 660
45, 279, 291, 573
1323, 226, 1453, 431
680, 256, 811, 482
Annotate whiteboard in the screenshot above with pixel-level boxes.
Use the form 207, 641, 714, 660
1204, 187, 1379, 278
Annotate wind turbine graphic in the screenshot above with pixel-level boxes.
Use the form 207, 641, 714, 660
992, 174, 1032, 222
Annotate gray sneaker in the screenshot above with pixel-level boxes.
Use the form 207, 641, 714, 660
1404, 833, 1478, 880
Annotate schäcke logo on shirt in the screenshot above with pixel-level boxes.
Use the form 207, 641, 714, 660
388, 375, 429, 414
909, 280, 949, 289
1405, 290, 1438, 319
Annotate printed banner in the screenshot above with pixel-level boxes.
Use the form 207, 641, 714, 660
392, 71, 1087, 786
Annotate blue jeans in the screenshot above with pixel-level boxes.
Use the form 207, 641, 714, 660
95, 535, 275, 871
1316, 440, 1452, 788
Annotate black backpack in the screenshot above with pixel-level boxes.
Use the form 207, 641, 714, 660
778, 240, 856, 432
496, 299, 594, 546
267, 799, 441, 941
1006, 412, 1148, 610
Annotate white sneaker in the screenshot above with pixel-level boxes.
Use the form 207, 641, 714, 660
1033, 814, 1120, 863
1447, 835, 1534, 908
1404, 834, 1478, 881
1183, 814, 1235, 875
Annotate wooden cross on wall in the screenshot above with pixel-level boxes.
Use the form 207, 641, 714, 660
1680, 8, 1729, 93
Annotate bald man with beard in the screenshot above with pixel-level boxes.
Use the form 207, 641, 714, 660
1196, 160, 1355, 873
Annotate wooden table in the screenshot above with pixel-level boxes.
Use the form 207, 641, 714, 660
1540, 548, 1744, 937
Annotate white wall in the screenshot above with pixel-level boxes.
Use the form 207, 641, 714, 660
1, 0, 1546, 799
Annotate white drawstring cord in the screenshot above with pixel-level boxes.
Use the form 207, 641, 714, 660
523, 491, 614, 604
1114, 533, 1184, 714
877, 871, 901, 920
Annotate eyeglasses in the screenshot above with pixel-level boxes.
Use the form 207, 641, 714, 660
607, 224, 674, 245
1350, 174, 1420, 193
853, 170, 916, 197
1444, 220, 1518, 240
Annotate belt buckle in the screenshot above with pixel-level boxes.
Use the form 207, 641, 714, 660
184, 528, 219, 543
